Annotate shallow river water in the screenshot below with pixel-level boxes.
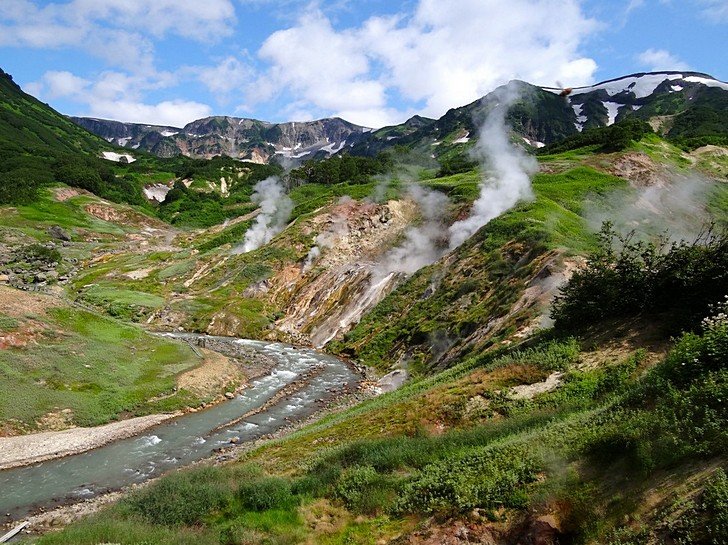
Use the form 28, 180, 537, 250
0, 337, 359, 519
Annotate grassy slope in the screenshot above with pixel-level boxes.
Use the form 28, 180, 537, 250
11, 134, 726, 544
0, 70, 106, 157
32, 315, 727, 544
0, 289, 204, 432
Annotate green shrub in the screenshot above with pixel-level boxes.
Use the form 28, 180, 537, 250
395, 444, 541, 515
702, 468, 728, 545
123, 467, 234, 526
552, 224, 728, 332
334, 466, 396, 515
238, 477, 294, 512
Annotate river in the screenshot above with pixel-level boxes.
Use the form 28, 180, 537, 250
0, 337, 359, 519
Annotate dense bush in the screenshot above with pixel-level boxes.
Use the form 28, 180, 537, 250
538, 117, 653, 155
158, 181, 232, 228
395, 444, 540, 515
552, 223, 728, 332
237, 476, 294, 511
287, 153, 392, 186
123, 467, 234, 526
53, 155, 146, 206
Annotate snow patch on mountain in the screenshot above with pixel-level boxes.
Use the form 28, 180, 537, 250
101, 151, 136, 163
683, 76, 728, 91
603, 102, 621, 126
572, 103, 587, 132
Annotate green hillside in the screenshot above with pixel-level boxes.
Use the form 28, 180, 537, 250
0, 69, 727, 545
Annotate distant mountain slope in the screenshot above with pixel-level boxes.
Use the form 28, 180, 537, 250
0, 68, 106, 158
71, 115, 374, 163
72, 71, 728, 166
542, 71, 728, 139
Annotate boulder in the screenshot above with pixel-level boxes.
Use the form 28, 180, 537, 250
47, 225, 71, 242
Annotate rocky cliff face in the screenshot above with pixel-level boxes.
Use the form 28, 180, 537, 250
71, 115, 373, 163
71, 71, 727, 166
271, 198, 417, 347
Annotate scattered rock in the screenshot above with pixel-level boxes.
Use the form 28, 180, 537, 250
47, 226, 71, 242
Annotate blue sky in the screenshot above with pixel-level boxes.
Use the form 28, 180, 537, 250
0, 0, 726, 128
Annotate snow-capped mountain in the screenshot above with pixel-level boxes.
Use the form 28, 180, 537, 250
70, 115, 373, 163
542, 71, 728, 132
72, 71, 727, 164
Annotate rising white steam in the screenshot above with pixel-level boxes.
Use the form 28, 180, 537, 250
586, 172, 718, 243
448, 83, 537, 249
377, 184, 450, 276
303, 196, 352, 269
239, 176, 293, 253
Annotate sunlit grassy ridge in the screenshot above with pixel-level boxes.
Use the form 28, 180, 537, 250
0, 303, 203, 429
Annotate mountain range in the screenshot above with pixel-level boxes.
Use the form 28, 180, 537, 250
71, 71, 728, 164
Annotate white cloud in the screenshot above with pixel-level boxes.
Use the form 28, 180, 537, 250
696, 0, 728, 22
0, 0, 237, 74
255, 11, 388, 117
87, 99, 212, 127
29, 69, 210, 127
248, 0, 598, 127
37, 70, 90, 98
637, 48, 691, 71
197, 56, 254, 101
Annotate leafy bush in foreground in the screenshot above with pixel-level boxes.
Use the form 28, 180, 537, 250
395, 444, 540, 515
552, 223, 728, 332
123, 467, 234, 526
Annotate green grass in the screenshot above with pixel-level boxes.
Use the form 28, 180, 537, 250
80, 284, 166, 320
37, 316, 728, 543
334, 166, 626, 372
0, 190, 128, 239
0, 306, 202, 429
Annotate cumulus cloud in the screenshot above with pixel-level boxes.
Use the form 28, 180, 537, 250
0, 0, 237, 76
697, 0, 728, 22
637, 48, 691, 71
249, 0, 598, 127
253, 11, 389, 122
28, 69, 211, 126
197, 56, 254, 102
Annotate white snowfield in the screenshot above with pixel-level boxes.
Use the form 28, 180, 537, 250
143, 183, 171, 202
603, 102, 622, 126
101, 151, 136, 163
544, 72, 728, 99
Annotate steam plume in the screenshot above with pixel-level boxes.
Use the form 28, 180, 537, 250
448, 83, 537, 249
377, 184, 450, 276
304, 196, 352, 269
238, 176, 293, 253
586, 172, 718, 243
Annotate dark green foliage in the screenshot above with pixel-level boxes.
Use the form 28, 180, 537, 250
702, 469, 728, 545
16, 243, 61, 264
52, 155, 147, 206
197, 220, 253, 252
287, 153, 393, 186
552, 224, 728, 332
158, 181, 231, 228
238, 477, 294, 512
666, 87, 728, 140
0, 69, 117, 205
123, 467, 234, 526
538, 117, 653, 155
395, 444, 540, 515
333, 466, 398, 515
436, 154, 478, 177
